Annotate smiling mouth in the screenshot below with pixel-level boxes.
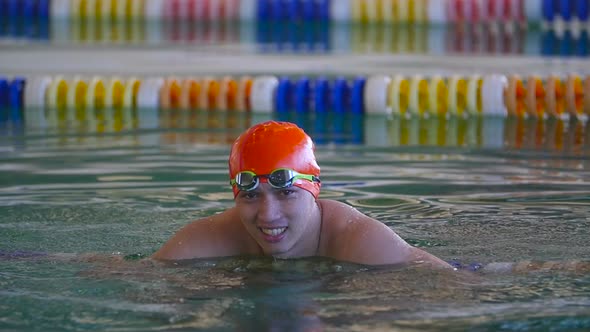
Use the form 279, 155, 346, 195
259, 227, 287, 236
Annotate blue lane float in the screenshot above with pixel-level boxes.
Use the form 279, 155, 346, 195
0, 0, 7, 18
576, 31, 589, 56
559, 31, 574, 57
270, 0, 287, 21
23, 0, 38, 38
0, 0, 50, 40
294, 77, 311, 113
38, 0, 50, 20
317, 0, 330, 21
305, 0, 325, 21
287, 0, 301, 21
10, 78, 26, 121
351, 77, 366, 114
276, 77, 294, 113
577, 0, 589, 21
559, 0, 573, 21
257, 0, 271, 20
0, 78, 9, 108
314, 77, 330, 114
0, 77, 9, 122
7, 0, 22, 20
301, 0, 317, 21
332, 77, 351, 114
23, 0, 37, 21
259, 0, 330, 22
271, 76, 369, 114
542, 0, 557, 22
541, 29, 590, 57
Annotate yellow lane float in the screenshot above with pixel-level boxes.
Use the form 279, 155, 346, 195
123, 77, 141, 110
409, 75, 429, 116
466, 75, 482, 115
105, 77, 125, 110
389, 75, 410, 115
428, 75, 447, 116
447, 75, 468, 116
67, 76, 88, 122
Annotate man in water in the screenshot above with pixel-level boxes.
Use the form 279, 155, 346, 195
153, 121, 450, 267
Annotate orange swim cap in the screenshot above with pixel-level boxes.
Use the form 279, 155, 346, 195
229, 121, 321, 199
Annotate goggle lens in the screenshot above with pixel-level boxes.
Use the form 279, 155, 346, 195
268, 169, 294, 187
235, 172, 258, 191
230, 169, 318, 191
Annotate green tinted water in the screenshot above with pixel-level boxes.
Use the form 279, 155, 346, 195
1, 114, 590, 331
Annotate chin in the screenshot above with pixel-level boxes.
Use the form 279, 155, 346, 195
263, 246, 291, 258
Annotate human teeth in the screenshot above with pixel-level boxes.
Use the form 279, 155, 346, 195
261, 227, 286, 236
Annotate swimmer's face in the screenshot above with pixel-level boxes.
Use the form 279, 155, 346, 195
235, 183, 318, 258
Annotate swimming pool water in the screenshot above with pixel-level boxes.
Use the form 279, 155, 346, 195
1, 114, 590, 331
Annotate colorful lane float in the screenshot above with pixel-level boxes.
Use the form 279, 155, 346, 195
17, 22, 587, 57
0, 76, 27, 122
9, 75, 152, 129
2, 73, 590, 130
0, 74, 590, 121
155, 76, 253, 112
51, 0, 590, 26
363, 73, 590, 119
3, 1, 589, 57
0, 0, 588, 28
504, 74, 590, 118
4, 76, 590, 149
365, 74, 490, 117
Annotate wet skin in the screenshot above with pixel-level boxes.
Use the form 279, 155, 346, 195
152, 183, 451, 268
234, 183, 322, 258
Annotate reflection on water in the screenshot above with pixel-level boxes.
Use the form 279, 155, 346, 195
2, 110, 589, 154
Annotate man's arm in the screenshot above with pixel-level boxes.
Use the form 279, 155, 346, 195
343, 221, 450, 268
151, 209, 247, 261
321, 200, 451, 268
151, 217, 220, 260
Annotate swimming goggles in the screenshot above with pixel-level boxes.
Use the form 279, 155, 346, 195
230, 168, 320, 191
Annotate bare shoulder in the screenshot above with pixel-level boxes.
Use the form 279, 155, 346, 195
152, 208, 258, 261
318, 199, 397, 238
318, 199, 412, 265
318, 199, 450, 268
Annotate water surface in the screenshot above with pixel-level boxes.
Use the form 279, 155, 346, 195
1, 114, 590, 331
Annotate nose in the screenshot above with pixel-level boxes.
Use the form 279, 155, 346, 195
256, 194, 282, 223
